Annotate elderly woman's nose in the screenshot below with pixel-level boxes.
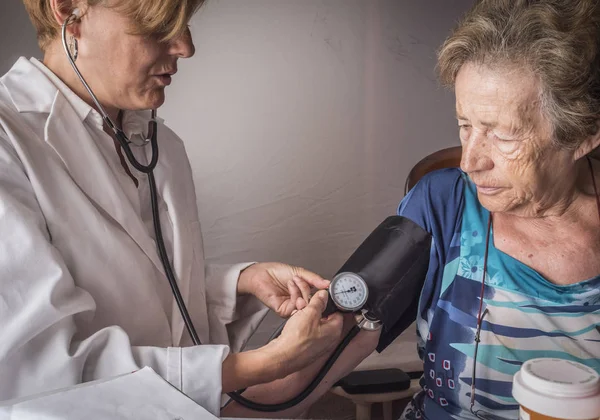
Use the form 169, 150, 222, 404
168, 30, 195, 58
460, 135, 492, 173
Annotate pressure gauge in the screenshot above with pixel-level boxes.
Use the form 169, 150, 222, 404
328, 272, 369, 313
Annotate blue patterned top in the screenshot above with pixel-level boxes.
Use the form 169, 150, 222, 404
386, 168, 600, 420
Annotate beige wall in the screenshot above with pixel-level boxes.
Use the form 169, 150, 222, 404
0, 1, 42, 74
161, 0, 470, 274
1, 0, 473, 343
159, 0, 473, 343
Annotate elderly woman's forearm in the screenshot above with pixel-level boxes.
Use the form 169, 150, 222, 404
221, 327, 381, 418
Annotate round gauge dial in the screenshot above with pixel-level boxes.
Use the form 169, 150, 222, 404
329, 272, 369, 312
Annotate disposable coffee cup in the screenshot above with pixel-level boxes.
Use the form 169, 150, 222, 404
512, 358, 600, 420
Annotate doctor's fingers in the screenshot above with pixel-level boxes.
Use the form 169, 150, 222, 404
287, 279, 302, 310
292, 267, 330, 290
293, 298, 343, 345
292, 276, 312, 307
302, 289, 328, 318
298, 291, 340, 329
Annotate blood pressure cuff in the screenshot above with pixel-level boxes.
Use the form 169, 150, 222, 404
335, 216, 432, 351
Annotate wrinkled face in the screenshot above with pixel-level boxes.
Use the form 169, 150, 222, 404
455, 62, 581, 217
73, 3, 195, 111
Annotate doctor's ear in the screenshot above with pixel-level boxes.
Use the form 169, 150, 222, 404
49, 0, 86, 33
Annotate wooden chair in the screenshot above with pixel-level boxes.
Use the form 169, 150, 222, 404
404, 146, 462, 194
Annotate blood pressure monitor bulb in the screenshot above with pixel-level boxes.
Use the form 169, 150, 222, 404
328, 272, 369, 312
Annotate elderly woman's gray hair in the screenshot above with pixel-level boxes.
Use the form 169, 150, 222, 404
437, 0, 600, 150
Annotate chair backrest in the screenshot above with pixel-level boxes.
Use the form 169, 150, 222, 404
404, 146, 462, 194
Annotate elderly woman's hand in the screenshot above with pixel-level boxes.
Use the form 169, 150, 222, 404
237, 262, 330, 318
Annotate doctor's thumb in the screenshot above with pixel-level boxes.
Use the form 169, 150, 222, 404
320, 312, 343, 337
307, 290, 328, 313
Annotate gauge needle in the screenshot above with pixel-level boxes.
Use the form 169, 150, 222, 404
334, 288, 356, 295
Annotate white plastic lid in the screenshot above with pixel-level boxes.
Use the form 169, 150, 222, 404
512, 358, 600, 419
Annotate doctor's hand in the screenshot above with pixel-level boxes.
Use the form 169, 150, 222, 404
269, 290, 343, 374
237, 262, 330, 318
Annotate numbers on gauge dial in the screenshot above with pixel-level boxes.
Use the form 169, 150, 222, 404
330, 273, 368, 311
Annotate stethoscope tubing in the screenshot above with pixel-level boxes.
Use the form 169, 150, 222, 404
61, 12, 359, 412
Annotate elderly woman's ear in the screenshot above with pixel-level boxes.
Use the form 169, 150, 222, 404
574, 120, 600, 161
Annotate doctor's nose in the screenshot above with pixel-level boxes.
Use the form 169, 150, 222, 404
168, 28, 195, 58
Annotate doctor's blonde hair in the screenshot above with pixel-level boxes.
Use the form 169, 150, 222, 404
23, 0, 205, 51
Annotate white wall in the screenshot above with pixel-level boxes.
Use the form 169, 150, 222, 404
1, 0, 473, 342
159, 0, 472, 342
162, 0, 469, 273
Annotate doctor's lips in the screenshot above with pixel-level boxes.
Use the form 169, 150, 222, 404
153, 69, 177, 86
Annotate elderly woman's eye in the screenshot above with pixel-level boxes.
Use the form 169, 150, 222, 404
458, 125, 471, 143
494, 135, 515, 142
493, 136, 520, 154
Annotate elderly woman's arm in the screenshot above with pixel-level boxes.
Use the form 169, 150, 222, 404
221, 291, 345, 394
221, 314, 381, 418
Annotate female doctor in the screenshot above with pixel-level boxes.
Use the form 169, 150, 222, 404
0, 0, 380, 417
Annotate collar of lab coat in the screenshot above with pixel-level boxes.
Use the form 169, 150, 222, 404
0, 57, 175, 280
2, 57, 97, 123
1, 57, 163, 141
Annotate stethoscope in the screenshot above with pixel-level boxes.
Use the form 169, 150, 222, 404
62, 9, 201, 348
61, 10, 376, 412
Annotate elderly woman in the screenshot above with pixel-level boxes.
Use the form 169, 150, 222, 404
0, 0, 379, 417
377, 1, 600, 419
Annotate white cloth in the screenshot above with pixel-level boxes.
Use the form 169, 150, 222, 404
0, 367, 219, 420
0, 57, 268, 416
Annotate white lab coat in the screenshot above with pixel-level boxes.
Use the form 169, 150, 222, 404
0, 57, 268, 416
